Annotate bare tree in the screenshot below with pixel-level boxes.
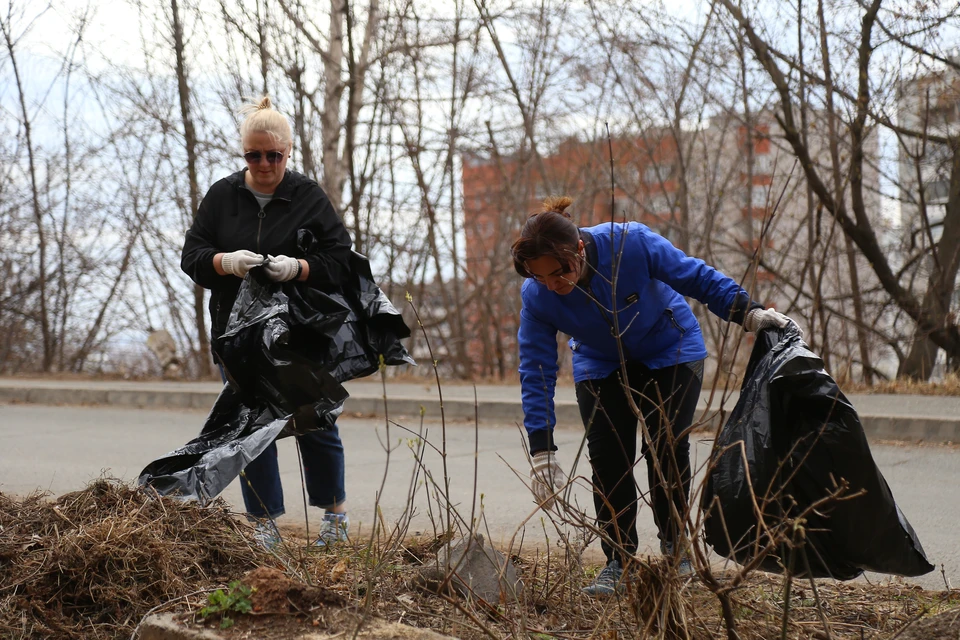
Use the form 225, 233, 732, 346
713, 0, 960, 380
1, 0, 53, 370
169, 0, 212, 377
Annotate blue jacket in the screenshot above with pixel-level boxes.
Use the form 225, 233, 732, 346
518, 222, 758, 453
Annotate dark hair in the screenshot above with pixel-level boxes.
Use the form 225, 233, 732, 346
511, 196, 581, 278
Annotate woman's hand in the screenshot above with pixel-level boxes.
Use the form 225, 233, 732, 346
744, 307, 796, 333
264, 254, 302, 282
530, 450, 568, 509
219, 250, 263, 277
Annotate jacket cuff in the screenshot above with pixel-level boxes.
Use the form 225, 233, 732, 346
304, 254, 346, 290
728, 293, 763, 326
528, 429, 557, 455
192, 248, 221, 289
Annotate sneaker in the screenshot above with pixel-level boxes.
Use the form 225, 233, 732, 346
313, 512, 349, 548
582, 559, 625, 596
661, 541, 694, 577
253, 519, 282, 551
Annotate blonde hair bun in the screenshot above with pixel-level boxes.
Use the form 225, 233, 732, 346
239, 95, 292, 147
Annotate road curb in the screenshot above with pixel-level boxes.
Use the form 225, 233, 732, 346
1, 385, 957, 444
0, 386, 218, 410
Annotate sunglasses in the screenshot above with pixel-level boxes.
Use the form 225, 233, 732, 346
242, 150, 286, 164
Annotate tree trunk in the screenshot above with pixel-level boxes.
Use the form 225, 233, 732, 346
257, 0, 270, 96
321, 0, 345, 212
171, 0, 212, 377
844, 235, 873, 383
340, 0, 379, 255
290, 62, 317, 178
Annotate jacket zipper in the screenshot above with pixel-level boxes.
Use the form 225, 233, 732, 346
666, 308, 685, 336
256, 207, 266, 254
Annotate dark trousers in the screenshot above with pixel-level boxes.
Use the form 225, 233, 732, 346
575, 360, 702, 564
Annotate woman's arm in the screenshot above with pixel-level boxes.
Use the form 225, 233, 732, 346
640, 225, 761, 324
518, 298, 562, 454
181, 190, 225, 289
299, 184, 352, 288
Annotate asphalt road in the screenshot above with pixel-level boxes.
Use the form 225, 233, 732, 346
2, 403, 956, 591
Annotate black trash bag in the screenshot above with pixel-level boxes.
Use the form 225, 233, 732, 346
139, 251, 414, 501
296, 229, 416, 382
216, 266, 352, 432
701, 325, 933, 580
137, 385, 333, 503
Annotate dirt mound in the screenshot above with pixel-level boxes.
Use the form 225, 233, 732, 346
0, 478, 264, 639
896, 607, 960, 640
244, 566, 345, 614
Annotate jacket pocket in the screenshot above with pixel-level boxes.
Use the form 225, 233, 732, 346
665, 308, 685, 336
212, 290, 229, 337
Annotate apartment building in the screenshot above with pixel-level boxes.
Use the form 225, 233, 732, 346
898, 62, 959, 268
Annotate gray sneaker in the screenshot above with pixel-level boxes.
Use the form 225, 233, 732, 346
582, 559, 625, 596
313, 512, 349, 548
661, 541, 694, 577
252, 519, 282, 551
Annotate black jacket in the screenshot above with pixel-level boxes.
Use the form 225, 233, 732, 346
181, 169, 352, 339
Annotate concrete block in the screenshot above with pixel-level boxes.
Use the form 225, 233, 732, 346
0, 387, 29, 403
137, 613, 221, 640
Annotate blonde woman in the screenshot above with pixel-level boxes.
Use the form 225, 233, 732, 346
181, 96, 352, 550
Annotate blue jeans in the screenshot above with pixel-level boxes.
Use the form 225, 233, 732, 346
218, 366, 346, 518
239, 426, 346, 519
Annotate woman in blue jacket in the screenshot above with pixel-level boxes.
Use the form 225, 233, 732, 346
512, 196, 792, 596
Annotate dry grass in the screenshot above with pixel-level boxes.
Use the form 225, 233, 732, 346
841, 373, 960, 396
2, 480, 957, 640
0, 478, 268, 639
260, 531, 960, 640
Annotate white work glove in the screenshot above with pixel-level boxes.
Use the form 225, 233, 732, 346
264, 254, 301, 282
744, 307, 795, 333
530, 451, 568, 509
220, 250, 263, 277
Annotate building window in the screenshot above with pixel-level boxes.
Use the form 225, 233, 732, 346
739, 216, 761, 238
753, 153, 773, 175
647, 194, 672, 214
925, 180, 950, 204
744, 184, 772, 209
619, 166, 641, 187
613, 199, 635, 218
644, 163, 672, 184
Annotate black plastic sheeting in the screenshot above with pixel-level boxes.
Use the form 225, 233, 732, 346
139, 235, 414, 503
701, 326, 933, 580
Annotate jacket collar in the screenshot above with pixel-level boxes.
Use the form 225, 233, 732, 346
227, 168, 302, 201
579, 230, 598, 288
